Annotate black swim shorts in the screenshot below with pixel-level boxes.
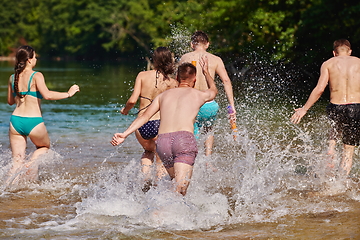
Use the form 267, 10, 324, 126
326, 103, 360, 146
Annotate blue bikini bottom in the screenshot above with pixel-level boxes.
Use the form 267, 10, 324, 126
10, 115, 44, 136
138, 119, 160, 140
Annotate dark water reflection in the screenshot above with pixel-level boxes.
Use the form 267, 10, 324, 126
0, 59, 141, 105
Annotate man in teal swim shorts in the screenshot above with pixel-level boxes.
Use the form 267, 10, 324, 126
180, 30, 236, 156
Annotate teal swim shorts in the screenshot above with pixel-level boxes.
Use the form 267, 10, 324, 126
194, 100, 219, 137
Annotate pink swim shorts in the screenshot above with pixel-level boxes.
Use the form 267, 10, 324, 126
155, 131, 198, 168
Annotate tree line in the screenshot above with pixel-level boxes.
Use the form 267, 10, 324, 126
1, 0, 360, 71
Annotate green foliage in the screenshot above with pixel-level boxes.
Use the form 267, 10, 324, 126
0, 0, 360, 67
295, 1, 360, 69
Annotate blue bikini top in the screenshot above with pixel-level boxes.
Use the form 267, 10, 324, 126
11, 71, 43, 99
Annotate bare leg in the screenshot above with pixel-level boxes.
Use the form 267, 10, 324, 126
135, 131, 167, 191
203, 125, 214, 156
326, 139, 337, 175
6, 122, 50, 185
204, 135, 214, 156
155, 153, 167, 181
6, 125, 27, 184
165, 167, 175, 179
340, 144, 355, 175
135, 131, 156, 178
140, 150, 155, 179
173, 162, 193, 196
25, 123, 50, 181
204, 132, 217, 171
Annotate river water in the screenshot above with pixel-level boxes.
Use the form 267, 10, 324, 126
0, 59, 359, 239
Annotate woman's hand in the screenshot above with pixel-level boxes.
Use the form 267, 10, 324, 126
110, 133, 126, 146
68, 84, 80, 97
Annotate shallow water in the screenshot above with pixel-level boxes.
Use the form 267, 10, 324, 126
0, 60, 359, 239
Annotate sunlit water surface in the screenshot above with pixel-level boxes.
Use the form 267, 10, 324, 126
0, 59, 359, 239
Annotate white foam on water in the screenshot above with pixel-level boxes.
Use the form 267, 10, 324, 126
62, 122, 359, 234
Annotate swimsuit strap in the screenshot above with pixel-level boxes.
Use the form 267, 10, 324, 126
155, 70, 159, 88
11, 72, 38, 95
139, 96, 152, 102
11, 74, 15, 91
138, 96, 153, 113
27, 71, 37, 91
138, 70, 159, 113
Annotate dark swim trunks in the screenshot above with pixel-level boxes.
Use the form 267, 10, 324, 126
155, 131, 198, 169
138, 119, 160, 140
326, 103, 360, 146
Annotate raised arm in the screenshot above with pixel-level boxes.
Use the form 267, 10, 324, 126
216, 58, 235, 112
291, 62, 329, 124
200, 56, 218, 101
121, 72, 142, 115
35, 72, 79, 100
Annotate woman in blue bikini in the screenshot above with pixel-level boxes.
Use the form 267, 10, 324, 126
6, 45, 80, 184
121, 47, 178, 189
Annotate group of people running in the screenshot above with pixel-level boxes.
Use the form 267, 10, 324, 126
6, 31, 360, 195
5, 31, 235, 193
111, 31, 236, 195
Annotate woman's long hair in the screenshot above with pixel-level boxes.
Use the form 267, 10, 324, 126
14, 45, 35, 98
152, 47, 174, 80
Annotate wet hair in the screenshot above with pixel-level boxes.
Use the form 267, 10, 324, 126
333, 39, 351, 53
191, 30, 209, 46
177, 62, 196, 83
14, 45, 35, 98
152, 47, 174, 80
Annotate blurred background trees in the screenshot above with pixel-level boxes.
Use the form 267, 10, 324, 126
1, 0, 360, 72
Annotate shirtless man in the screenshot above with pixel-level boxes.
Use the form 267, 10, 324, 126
111, 56, 217, 195
179, 30, 236, 156
291, 39, 360, 176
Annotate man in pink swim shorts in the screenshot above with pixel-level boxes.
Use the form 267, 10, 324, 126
111, 56, 217, 195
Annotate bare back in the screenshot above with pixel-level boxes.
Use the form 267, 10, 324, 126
180, 51, 223, 91
9, 71, 42, 117
137, 70, 177, 119
156, 87, 212, 134
325, 56, 360, 104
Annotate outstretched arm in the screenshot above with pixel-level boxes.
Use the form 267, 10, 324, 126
111, 95, 161, 146
291, 63, 329, 124
35, 72, 80, 100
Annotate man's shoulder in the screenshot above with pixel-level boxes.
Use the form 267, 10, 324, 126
323, 57, 337, 66
204, 52, 220, 59
205, 53, 224, 65
349, 56, 360, 62
180, 52, 194, 61
164, 87, 201, 94
181, 52, 192, 57
325, 55, 360, 65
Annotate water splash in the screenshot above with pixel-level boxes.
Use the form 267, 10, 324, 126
167, 24, 192, 61
1, 45, 359, 238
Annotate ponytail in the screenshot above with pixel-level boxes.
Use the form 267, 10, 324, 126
14, 46, 35, 98
153, 47, 174, 80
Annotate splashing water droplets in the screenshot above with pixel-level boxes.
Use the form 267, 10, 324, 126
167, 24, 192, 59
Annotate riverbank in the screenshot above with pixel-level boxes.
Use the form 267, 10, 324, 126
0, 56, 15, 61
